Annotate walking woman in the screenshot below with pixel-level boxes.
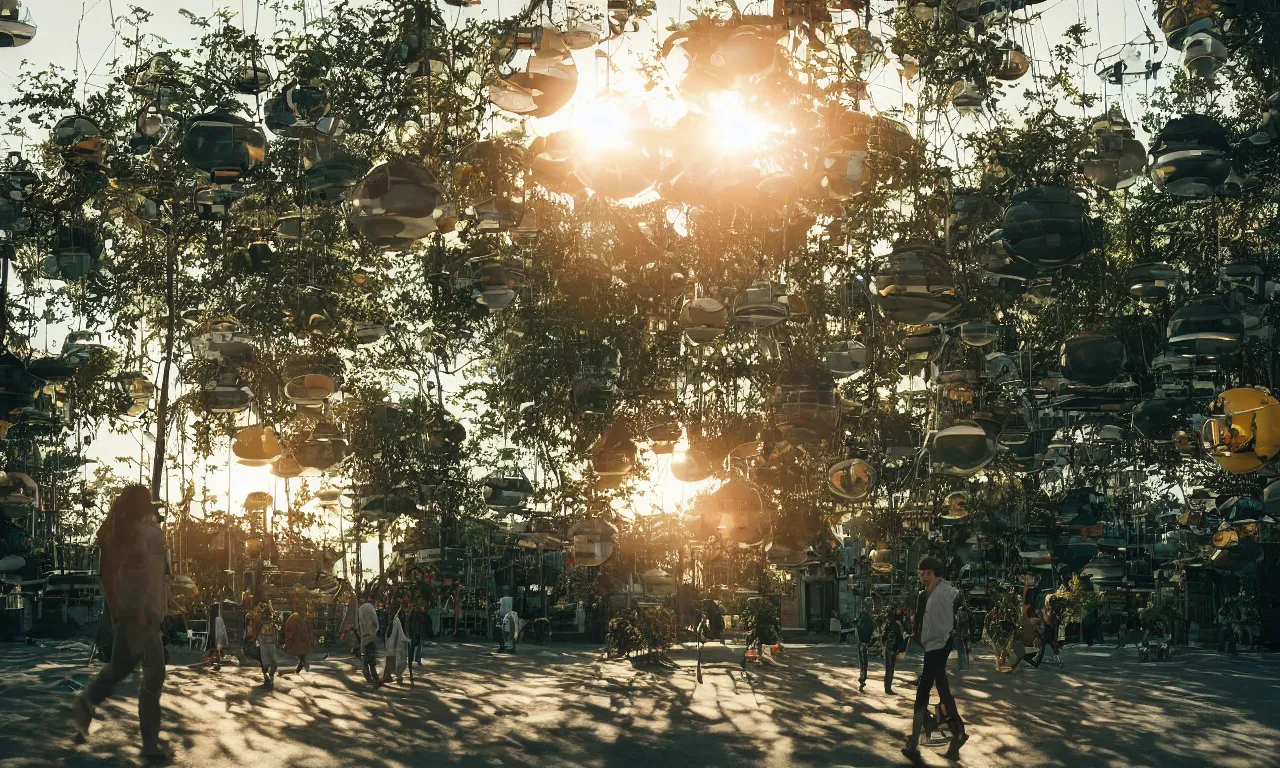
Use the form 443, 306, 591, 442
381, 604, 408, 684
882, 606, 906, 695
71, 485, 172, 759
284, 608, 312, 674
258, 606, 281, 689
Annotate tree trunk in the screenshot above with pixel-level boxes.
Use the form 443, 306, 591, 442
150, 241, 177, 501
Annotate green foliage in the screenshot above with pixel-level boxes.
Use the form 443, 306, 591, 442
742, 597, 780, 648
1054, 574, 1103, 624
982, 586, 1023, 660
606, 606, 673, 658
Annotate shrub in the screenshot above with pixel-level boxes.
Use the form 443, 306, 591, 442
606, 615, 642, 658
606, 606, 674, 657
982, 586, 1023, 659
742, 597, 779, 648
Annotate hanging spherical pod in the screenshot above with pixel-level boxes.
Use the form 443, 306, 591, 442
1125, 262, 1179, 303
679, 296, 728, 345
874, 241, 961, 325
482, 470, 535, 510
1148, 114, 1233, 198
234, 62, 274, 95
827, 458, 875, 501
182, 111, 266, 183
51, 116, 108, 166
950, 79, 985, 116
283, 355, 343, 406
1166, 295, 1243, 358
647, 422, 682, 454
902, 0, 940, 21
1160, 0, 1219, 48
43, 225, 103, 281
711, 24, 781, 80
590, 420, 638, 482
773, 384, 842, 445
845, 27, 885, 73
995, 41, 1029, 81
426, 410, 466, 453
569, 518, 618, 567
194, 185, 244, 221
958, 320, 1001, 347
940, 491, 969, 521
1181, 28, 1228, 79
489, 26, 578, 119
1059, 331, 1126, 387
826, 340, 868, 379
232, 424, 282, 467
0, 0, 36, 47
1081, 107, 1148, 190
271, 452, 305, 479
124, 53, 180, 100
302, 156, 363, 204
200, 368, 253, 414
349, 159, 442, 251
818, 138, 869, 200
297, 425, 349, 473
1201, 388, 1280, 474
928, 420, 997, 476
1132, 397, 1196, 444
1001, 187, 1100, 270
469, 253, 526, 311
1220, 261, 1266, 302
697, 478, 764, 545
869, 547, 896, 574
731, 280, 789, 329
671, 444, 716, 483
353, 321, 388, 345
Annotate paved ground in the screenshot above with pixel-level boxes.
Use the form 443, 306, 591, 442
0, 636, 1276, 768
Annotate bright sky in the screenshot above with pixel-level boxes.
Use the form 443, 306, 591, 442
0, 0, 1166, 583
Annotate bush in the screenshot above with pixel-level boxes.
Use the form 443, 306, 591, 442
606, 606, 673, 658
1055, 574, 1103, 624
982, 586, 1023, 660
742, 597, 779, 648
520, 617, 552, 645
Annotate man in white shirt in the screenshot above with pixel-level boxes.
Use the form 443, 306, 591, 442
358, 600, 380, 688
903, 557, 967, 759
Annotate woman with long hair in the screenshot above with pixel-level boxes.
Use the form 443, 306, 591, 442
72, 485, 172, 759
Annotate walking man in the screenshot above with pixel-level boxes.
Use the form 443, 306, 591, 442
408, 602, 425, 666
358, 599, 381, 688
71, 485, 172, 759
284, 608, 312, 674
902, 557, 967, 760
854, 598, 875, 691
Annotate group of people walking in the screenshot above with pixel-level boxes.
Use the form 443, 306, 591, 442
347, 593, 429, 688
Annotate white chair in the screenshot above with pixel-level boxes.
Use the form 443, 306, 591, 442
187, 619, 209, 651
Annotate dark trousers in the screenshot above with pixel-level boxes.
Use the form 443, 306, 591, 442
915, 648, 960, 724
85, 621, 165, 746
294, 654, 308, 674
362, 641, 379, 683
857, 641, 869, 684
885, 646, 898, 690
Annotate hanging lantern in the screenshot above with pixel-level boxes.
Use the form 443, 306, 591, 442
1201, 388, 1280, 474
200, 368, 253, 414
1001, 187, 1100, 271
264, 79, 330, 133
1220, 261, 1266, 302
489, 26, 578, 119
0, 0, 36, 47
190, 317, 255, 362
1125, 262, 1179, 303
349, 159, 442, 251
232, 425, 281, 466
679, 296, 728, 345
874, 241, 961, 325
1059, 331, 1126, 387
1166, 295, 1242, 357
1148, 114, 1232, 198
928, 420, 998, 476
302, 155, 363, 204
43, 225, 102, 281
826, 340, 868, 378
827, 458, 875, 501
182, 111, 266, 183
271, 453, 304, 479
51, 116, 108, 166
195, 185, 243, 221
731, 280, 789, 329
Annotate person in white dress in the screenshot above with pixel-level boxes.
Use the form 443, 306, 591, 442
380, 607, 408, 684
